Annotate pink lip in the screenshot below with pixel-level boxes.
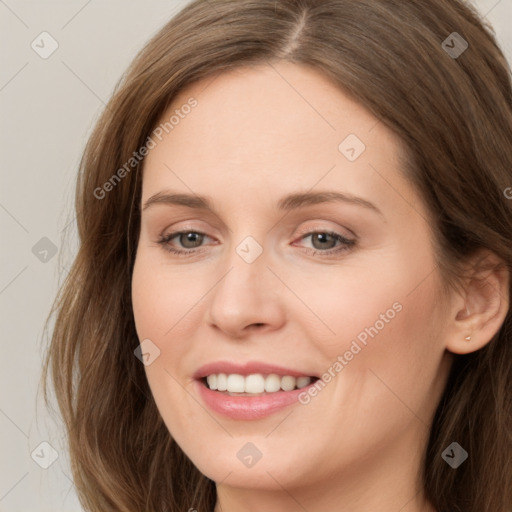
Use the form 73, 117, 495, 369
193, 360, 317, 379
194, 379, 318, 420
193, 361, 319, 420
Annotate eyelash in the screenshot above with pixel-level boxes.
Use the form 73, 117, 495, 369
156, 229, 356, 257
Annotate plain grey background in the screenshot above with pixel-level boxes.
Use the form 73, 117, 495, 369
1, 1, 511, 511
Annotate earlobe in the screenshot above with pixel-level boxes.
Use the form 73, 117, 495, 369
445, 251, 509, 355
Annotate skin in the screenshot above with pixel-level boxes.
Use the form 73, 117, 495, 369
131, 61, 509, 512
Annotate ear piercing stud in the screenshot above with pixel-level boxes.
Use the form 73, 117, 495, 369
464, 306, 471, 341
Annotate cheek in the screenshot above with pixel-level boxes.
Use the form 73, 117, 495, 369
131, 249, 213, 401
297, 251, 444, 403
287, 260, 435, 358
131, 249, 206, 340
131, 256, 211, 444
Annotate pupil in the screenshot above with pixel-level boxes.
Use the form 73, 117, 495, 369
313, 233, 334, 249
182, 232, 201, 248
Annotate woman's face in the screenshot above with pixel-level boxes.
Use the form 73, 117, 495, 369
132, 62, 454, 497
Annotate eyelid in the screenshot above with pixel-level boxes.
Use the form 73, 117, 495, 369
293, 223, 356, 240
159, 223, 354, 245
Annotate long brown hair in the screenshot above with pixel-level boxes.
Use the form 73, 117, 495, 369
41, 0, 512, 510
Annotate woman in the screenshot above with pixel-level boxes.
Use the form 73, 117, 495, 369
42, 0, 512, 511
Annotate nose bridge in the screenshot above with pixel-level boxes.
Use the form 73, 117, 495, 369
234, 233, 266, 267
206, 230, 285, 336
215, 233, 270, 304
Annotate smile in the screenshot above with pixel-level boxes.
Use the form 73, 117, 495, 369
204, 373, 315, 394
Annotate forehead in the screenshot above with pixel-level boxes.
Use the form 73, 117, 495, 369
141, 62, 426, 222
153, 61, 388, 158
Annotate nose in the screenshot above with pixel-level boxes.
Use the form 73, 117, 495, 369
206, 245, 286, 339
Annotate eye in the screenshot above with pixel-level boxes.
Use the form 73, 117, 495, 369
295, 230, 356, 256
157, 230, 212, 255
156, 229, 356, 257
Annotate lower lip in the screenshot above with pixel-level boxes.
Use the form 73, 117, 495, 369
195, 379, 316, 420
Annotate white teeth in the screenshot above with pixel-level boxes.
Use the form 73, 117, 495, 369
206, 374, 217, 390
264, 373, 281, 392
226, 374, 245, 392
204, 373, 313, 393
296, 376, 312, 389
280, 375, 296, 391
217, 373, 227, 391
245, 374, 265, 393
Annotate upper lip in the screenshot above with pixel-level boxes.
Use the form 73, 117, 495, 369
193, 361, 318, 379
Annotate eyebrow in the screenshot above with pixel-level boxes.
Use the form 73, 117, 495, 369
142, 190, 383, 217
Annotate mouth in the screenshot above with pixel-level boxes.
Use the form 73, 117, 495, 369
193, 361, 321, 419
200, 373, 320, 396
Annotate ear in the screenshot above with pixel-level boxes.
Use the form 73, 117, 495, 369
445, 249, 510, 355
